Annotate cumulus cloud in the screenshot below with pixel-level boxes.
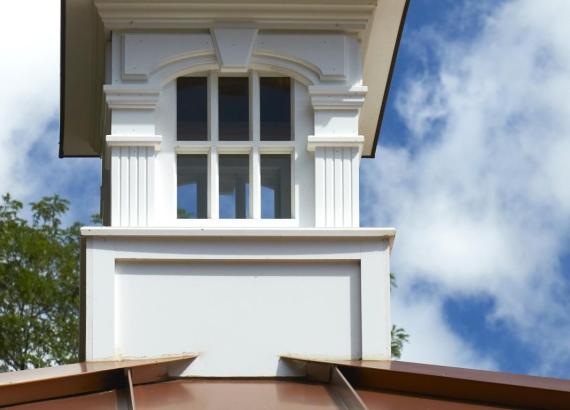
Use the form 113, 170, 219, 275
0, 0, 99, 221
363, 0, 570, 376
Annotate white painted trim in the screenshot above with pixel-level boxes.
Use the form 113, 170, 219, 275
307, 135, 364, 151
81, 226, 396, 239
103, 85, 161, 110
94, 2, 374, 32
211, 28, 258, 73
208, 71, 219, 142
251, 147, 261, 219
209, 147, 219, 219
309, 85, 367, 110
106, 135, 163, 150
176, 141, 295, 154
250, 71, 260, 142
175, 143, 211, 155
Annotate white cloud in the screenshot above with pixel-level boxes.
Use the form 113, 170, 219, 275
392, 293, 497, 371
364, 0, 570, 376
0, 1, 100, 221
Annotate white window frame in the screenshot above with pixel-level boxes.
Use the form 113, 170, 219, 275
175, 71, 296, 227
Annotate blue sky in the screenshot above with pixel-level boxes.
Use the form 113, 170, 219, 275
1, 0, 569, 378
362, 0, 570, 377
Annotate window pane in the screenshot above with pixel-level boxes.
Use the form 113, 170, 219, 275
260, 77, 291, 141
261, 155, 291, 219
219, 77, 249, 141
177, 155, 208, 219
219, 155, 250, 218
177, 77, 208, 141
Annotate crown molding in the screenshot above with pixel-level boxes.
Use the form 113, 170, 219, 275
307, 135, 365, 151
94, 1, 375, 32
309, 86, 368, 110
103, 86, 161, 110
106, 135, 163, 150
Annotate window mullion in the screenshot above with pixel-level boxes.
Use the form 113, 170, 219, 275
208, 72, 219, 143
249, 71, 261, 219
208, 71, 219, 219
251, 148, 261, 219
250, 72, 261, 219
209, 147, 219, 219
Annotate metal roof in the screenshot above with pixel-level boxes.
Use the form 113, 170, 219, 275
2, 355, 569, 409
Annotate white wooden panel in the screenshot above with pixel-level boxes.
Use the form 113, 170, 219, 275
334, 148, 343, 227
111, 148, 121, 226
351, 147, 360, 227
342, 147, 352, 227
129, 147, 138, 226
116, 261, 360, 376
255, 33, 347, 80
123, 33, 214, 80
325, 148, 335, 227
147, 149, 156, 225
120, 147, 130, 224
314, 148, 326, 227
138, 148, 148, 225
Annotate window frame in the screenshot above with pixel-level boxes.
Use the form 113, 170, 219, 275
175, 71, 296, 226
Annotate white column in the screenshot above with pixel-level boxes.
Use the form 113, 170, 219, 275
108, 136, 161, 227
310, 141, 362, 228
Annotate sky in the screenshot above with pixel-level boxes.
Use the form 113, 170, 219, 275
1, 0, 569, 378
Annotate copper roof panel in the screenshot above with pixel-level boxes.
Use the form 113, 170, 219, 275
357, 388, 513, 410
134, 379, 343, 409
5, 390, 122, 410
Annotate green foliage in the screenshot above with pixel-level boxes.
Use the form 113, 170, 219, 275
390, 272, 410, 359
391, 325, 410, 359
177, 208, 195, 219
0, 194, 80, 371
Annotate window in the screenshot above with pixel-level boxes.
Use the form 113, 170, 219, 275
260, 77, 291, 141
261, 155, 291, 219
219, 77, 249, 141
177, 77, 208, 141
177, 155, 208, 219
176, 74, 293, 221
219, 155, 250, 219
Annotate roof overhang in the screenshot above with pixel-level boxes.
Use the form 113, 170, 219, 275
3, 356, 570, 408
60, 0, 409, 158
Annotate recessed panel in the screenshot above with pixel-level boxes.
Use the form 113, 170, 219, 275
115, 261, 361, 376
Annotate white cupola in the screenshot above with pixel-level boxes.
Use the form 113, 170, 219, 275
61, 0, 406, 377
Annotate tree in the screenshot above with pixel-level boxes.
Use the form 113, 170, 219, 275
390, 272, 410, 359
0, 194, 80, 371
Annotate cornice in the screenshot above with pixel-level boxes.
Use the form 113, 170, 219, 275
307, 135, 365, 151
94, 1, 374, 32
103, 86, 161, 110
106, 135, 163, 150
309, 86, 368, 110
